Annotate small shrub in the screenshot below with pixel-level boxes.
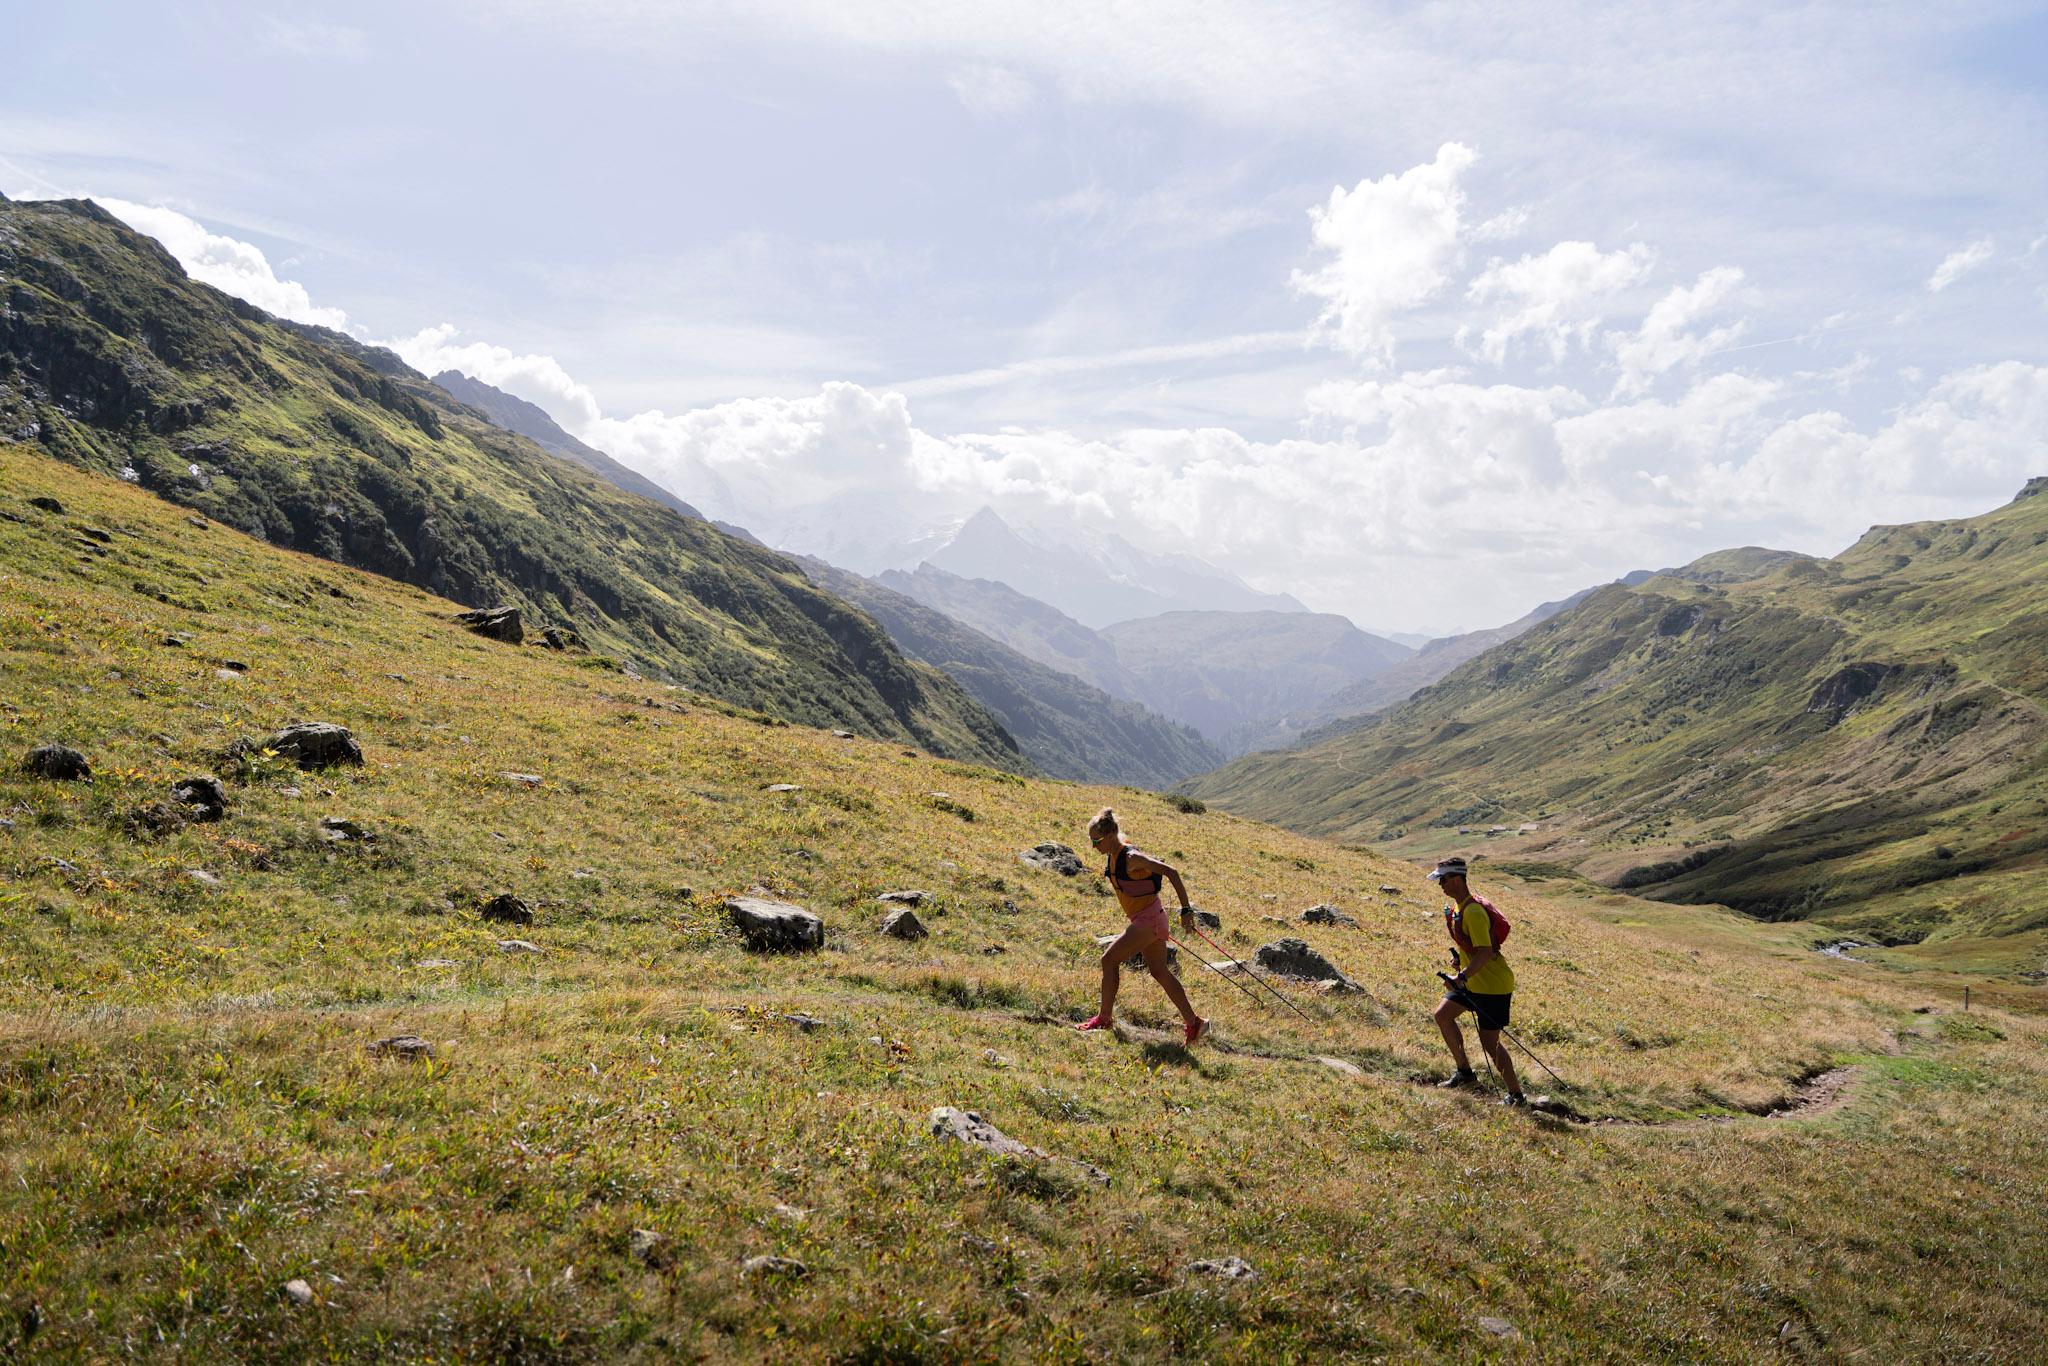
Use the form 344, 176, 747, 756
1939, 1014, 2005, 1043
1163, 793, 1206, 815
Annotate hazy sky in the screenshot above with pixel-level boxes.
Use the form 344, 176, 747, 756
8, 2, 2047, 630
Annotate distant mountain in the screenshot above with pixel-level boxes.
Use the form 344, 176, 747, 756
802, 559, 1222, 787
1376, 630, 1436, 650
877, 563, 1143, 699
1105, 610, 1412, 756
1294, 547, 1818, 744
924, 505, 1308, 629
1188, 487, 2048, 956
0, 194, 1023, 768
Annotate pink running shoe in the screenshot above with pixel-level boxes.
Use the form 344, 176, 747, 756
1184, 1017, 1209, 1046
1075, 1014, 1111, 1032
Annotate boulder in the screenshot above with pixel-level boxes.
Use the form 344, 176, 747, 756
482, 894, 535, 925
1019, 842, 1084, 877
1185, 1257, 1259, 1282
265, 722, 362, 770
928, 1106, 1109, 1186
1477, 1316, 1518, 1340
1301, 904, 1358, 927
27, 495, 65, 514
455, 606, 523, 643
496, 939, 544, 954
22, 743, 90, 781
876, 889, 931, 907
1378, 884, 1400, 894
879, 907, 929, 940
501, 772, 543, 788
762, 783, 802, 794
726, 896, 824, 952
1255, 937, 1358, 989
283, 1279, 314, 1308
538, 624, 586, 651
1189, 908, 1222, 929
629, 1229, 668, 1266
318, 815, 372, 844
171, 775, 227, 821
368, 1035, 433, 1061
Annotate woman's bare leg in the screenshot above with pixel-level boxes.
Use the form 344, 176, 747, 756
1140, 940, 1200, 1027
1097, 923, 1153, 1022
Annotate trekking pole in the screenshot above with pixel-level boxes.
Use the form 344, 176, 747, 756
1438, 972, 1567, 1086
1188, 923, 1320, 1026
1169, 933, 1274, 1014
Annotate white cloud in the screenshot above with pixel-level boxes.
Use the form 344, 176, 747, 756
385, 325, 607, 433
1291, 143, 1477, 366
1463, 240, 1656, 364
1927, 238, 1994, 292
1472, 206, 1531, 243
1608, 266, 1747, 398
93, 198, 353, 331
945, 64, 1037, 118
260, 18, 370, 59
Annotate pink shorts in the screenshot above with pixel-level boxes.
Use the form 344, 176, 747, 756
1124, 901, 1171, 944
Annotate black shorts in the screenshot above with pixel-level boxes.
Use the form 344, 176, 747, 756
1457, 991, 1512, 1031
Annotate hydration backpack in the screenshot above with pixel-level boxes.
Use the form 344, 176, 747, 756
1447, 892, 1512, 950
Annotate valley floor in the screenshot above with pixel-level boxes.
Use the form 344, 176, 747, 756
4, 449, 2045, 1361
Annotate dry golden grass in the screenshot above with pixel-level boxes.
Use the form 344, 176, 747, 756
4, 446, 2046, 1360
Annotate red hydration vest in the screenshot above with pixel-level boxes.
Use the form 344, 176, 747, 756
1445, 892, 1512, 951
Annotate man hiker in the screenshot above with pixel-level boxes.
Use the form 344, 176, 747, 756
1429, 856, 1525, 1106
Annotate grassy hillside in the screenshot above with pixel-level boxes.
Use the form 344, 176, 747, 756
4, 445, 2045, 1361
0, 195, 1020, 768
1190, 488, 2048, 968
805, 559, 1222, 788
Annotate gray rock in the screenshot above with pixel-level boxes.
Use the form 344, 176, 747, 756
831, 729, 855, 739
1255, 937, 1357, 988
318, 815, 372, 844
265, 722, 363, 770
879, 907, 929, 940
184, 869, 223, 887
1378, 884, 1400, 894
482, 894, 534, 925
1019, 842, 1084, 877
780, 1013, 826, 1032
163, 633, 191, 648
629, 1228, 665, 1265
538, 624, 585, 651
171, 774, 227, 821
28, 495, 65, 514
501, 772, 542, 788
415, 958, 461, 969
1301, 904, 1358, 927
496, 939, 544, 954
875, 889, 931, 907
368, 1035, 433, 1061
762, 783, 802, 794
726, 896, 824, 952
455, 606, 523, 643
1477, 1316, 1518, 1339
740, 1255, 808, 1279
283, 1278, 314, 1307
1315, 1055, 1364, 1078
22, 743, 90, 781
928, 1107, 1109, 1186
1185, 1256, 1259, 1281
1189, 908, 1222, 929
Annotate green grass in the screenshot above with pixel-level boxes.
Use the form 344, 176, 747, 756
3, 449, 2047, 1360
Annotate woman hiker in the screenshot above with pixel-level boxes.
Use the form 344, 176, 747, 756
1076, 807, 1208, 1044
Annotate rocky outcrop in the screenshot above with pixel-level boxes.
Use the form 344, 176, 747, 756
1019, 843, 1084, 876
455, 606, 523, 643
726, 896, 824, 952
879, 907, 929, 940
928, 1107, 1109, 1186
264, 722, 363, 770
1255, 938, 1360, 991
22, 743, 90, 780
1808, 662, 1897, 715
171, 775, 227, 821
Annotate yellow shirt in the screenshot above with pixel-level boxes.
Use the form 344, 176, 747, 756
1454, 900, 1515, 995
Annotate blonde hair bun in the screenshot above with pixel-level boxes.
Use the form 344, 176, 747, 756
1088, 807, 1120, 837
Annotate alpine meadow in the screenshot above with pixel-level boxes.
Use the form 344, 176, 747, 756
6, 4, 2048, 1362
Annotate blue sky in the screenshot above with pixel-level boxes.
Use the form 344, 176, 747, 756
7, 1, 2047, 630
